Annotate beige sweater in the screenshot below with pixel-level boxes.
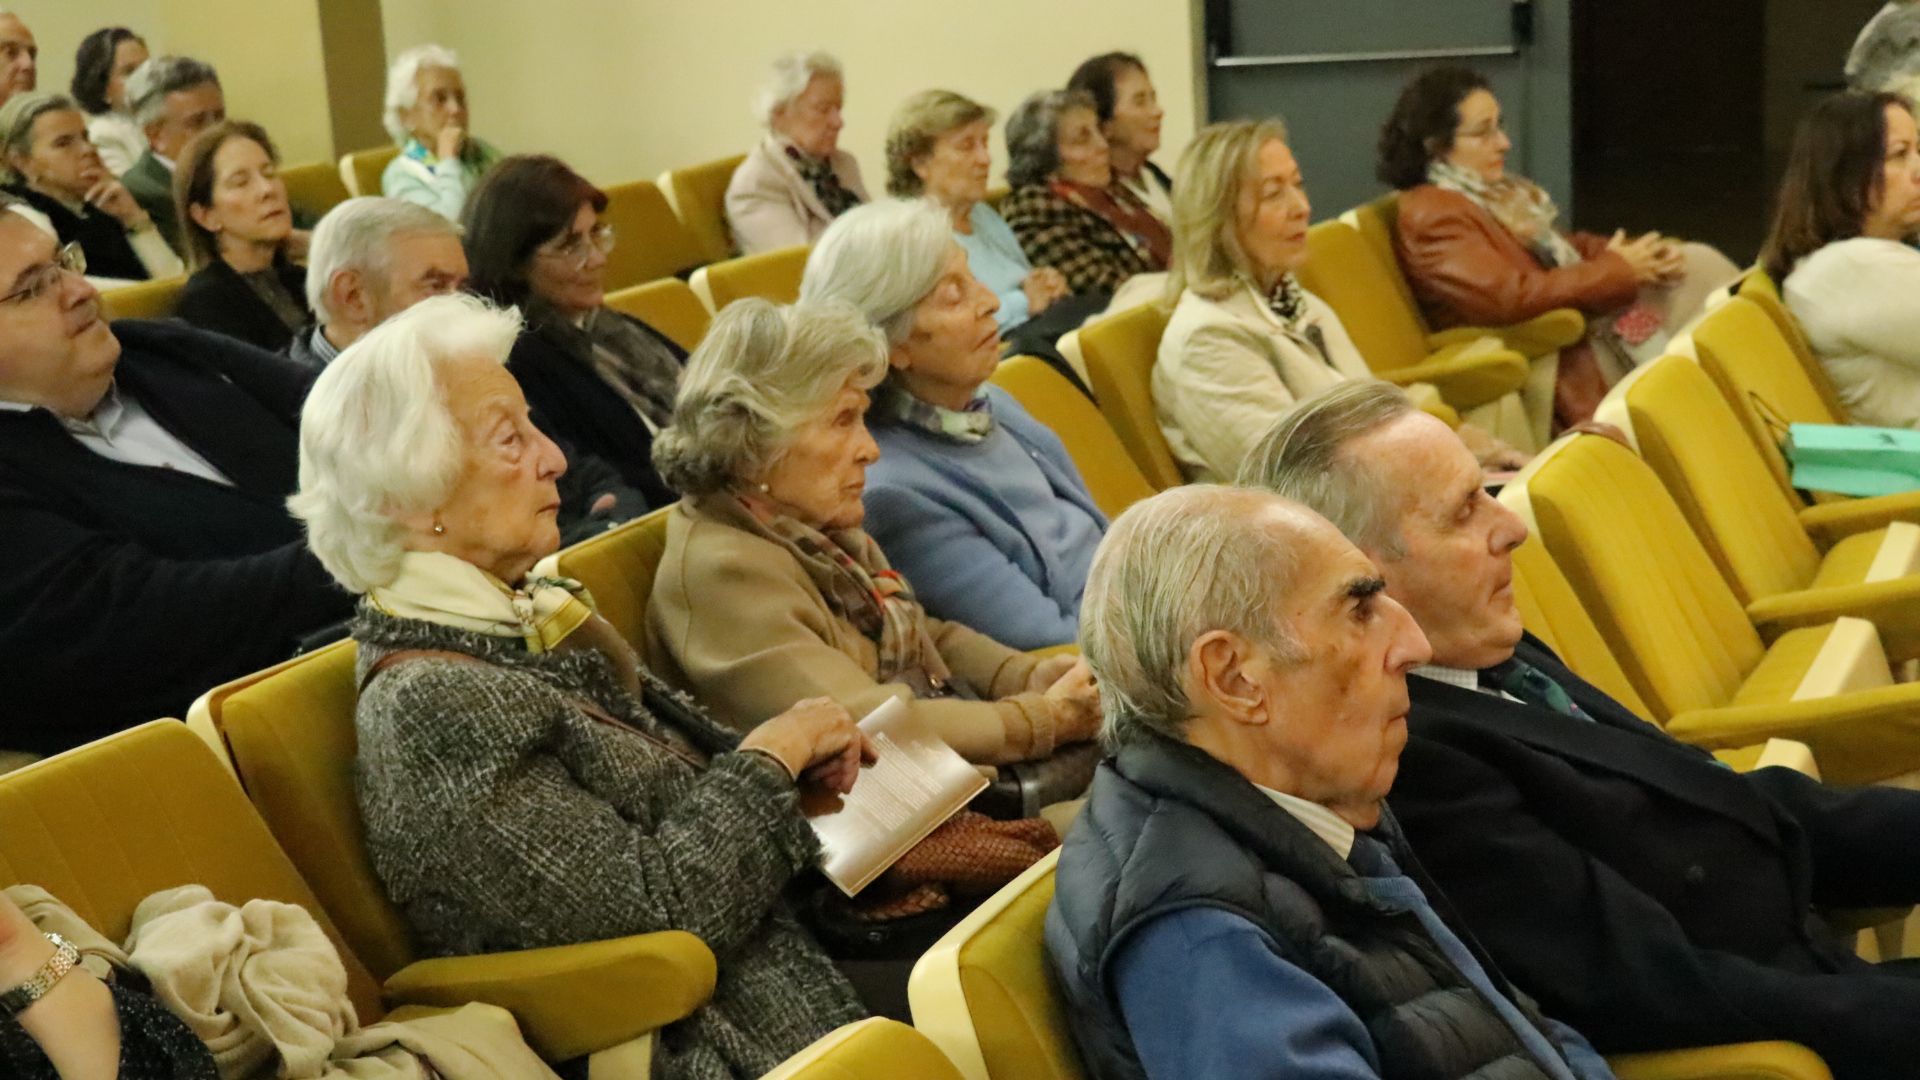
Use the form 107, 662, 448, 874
646, 500, 1058, 765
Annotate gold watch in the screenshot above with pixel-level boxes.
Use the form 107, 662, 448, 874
0, 933, 79, 1018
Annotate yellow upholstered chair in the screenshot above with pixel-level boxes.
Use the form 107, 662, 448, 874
98, 275, 186, 321
762, 1019, 967, 1080
602, 180, 710, 291
201, 640, 717, 1065
984, 186, 1011, 211
1504, 433, 1920, 784
604, 278, 712, 351
1614, 356, 1920, 659
280, 160, 352, 217
1735, 269, 1849, 423
339, 145, 401, 198
1510, 536, 1655, 721
551, 506, 675, 657
687, 244, 808, 312
990, 356, 1156, 518
1077, 302, 1182, 490
1690, 296, 1847, 504
659, 154, 745, 266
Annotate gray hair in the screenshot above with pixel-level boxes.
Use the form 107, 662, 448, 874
384, 44, 459, 144
1080, 485, 1309, 749
754, 50, 842, 128
800, 199, 954, 346
127, 56, 219, 129
289, 293, 523, 593
1005, 88, 1097, 188
654, 298, 889, 496
1237, 380, 1419, 560
306, 196, 462, 323
0, 93, 75, 183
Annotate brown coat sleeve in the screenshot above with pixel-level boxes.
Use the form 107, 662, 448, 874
1396, 185, 1640, 328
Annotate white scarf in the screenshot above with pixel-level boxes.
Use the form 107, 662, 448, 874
368, 551, 595, 655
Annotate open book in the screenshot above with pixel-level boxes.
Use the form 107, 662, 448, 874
808, 697, 990, 896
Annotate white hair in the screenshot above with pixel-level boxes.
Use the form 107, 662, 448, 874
1079, 486, 1307, 749
126, 56, 219, 129
799, 198, 954, 346
753, 50, 842, 128
289, 293, 523, 593
306, 196, 462, 323
383, 43, 460, 144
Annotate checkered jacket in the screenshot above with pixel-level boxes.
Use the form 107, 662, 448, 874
998, 184, 1158, 296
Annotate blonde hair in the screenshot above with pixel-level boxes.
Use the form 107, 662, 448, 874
1168, 118, 1290, 302
885, 89, 995, 197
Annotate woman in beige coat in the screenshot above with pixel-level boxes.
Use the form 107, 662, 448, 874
648, 298, 1102, 766
726, 51, 869, 255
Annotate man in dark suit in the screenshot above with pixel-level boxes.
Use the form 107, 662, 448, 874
120, 56, 225, 255
1242, 380, 1920, 1080
0, 197, 354, 755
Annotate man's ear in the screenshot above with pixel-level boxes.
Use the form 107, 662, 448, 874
328, 268, 368, 327
1188, 630, 1269, 727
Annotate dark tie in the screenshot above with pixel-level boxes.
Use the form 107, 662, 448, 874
1482, 659, 1593, 722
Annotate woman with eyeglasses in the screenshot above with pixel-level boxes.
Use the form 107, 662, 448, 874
1379, 65, 1737, 430
463, 154, 684, 507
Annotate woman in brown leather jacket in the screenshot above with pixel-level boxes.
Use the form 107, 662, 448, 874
1378, 65, 1737, 429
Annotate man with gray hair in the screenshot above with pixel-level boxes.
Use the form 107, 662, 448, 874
1243, 381, 1920, 1080
1047, 484, 1616, 1080
120, 56, 223, 252
0, 11, 34, 107
290, 196, 468, 370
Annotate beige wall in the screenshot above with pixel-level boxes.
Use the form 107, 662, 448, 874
381, 0, 1201, 190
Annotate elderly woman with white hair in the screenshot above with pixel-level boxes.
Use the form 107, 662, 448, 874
648, 297, 1102, 765
380, 44, 501, 219
801, 200, 1107, 650
290, 291, 875, 1080
726, 50, 868, 255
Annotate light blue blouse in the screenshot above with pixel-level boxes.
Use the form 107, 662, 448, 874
954, 201, 1033, 330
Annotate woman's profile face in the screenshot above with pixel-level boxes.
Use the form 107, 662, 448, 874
1054, 105, 1111, 188
527, 201, 609, 317
193, 135, 292, 250
756, 376, 880, 532
1235, 138, 1312, 281
1866, 103, 1920, 241
16, 110, 106, 200
1443, 88, 1511, 183
775, 73, 844, 160
404, 66, 469, 147
893, 246, 1002, 406
107, 38, 149, 113
1104, 65, 1163, 162
913, 119, 992, 208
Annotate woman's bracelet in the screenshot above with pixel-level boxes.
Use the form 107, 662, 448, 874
0, 933, 79, 1018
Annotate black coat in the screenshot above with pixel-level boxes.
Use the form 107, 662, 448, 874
7, 184, 151, 280
1392, 633, 1920, 1080
0, 319, 353, 754
176, 258, 310, 353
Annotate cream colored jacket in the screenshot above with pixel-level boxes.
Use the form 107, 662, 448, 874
724, 135, 869, 255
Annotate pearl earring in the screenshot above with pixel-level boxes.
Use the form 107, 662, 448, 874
758, 483, 770, 493
433, 523, 445, 535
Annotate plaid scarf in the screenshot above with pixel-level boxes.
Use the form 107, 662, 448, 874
877, 383, 995, 445
1427, 161, 1584, 270
1263, 273, 1331, 364
787, 144, 863, 218
1048, 179, 1172, 269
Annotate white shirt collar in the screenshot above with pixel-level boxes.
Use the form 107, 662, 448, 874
154, 151, 176, 172
1412, 663, 1482, 691
1253, 783, 1356, 859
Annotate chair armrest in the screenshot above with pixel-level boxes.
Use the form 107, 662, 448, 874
1747, 581, 1920, 663
1799, 490, 1920, 549
1820, 906, 1912, 935
1379, 345, 1530, 411
1666, 681, 1920, 785
384, 931, 717, 1062
1607, 1040, 1830, 1080
1427, 308, 1586, 358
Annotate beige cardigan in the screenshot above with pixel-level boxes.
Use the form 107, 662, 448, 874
725, 135, 869, 255
646, 500, 1058, 765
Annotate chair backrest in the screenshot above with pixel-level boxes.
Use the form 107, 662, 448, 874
984, 186, 1011, 210
910, 849, 1084, 1080
601, 180, 710, 290
762, 1019, 968, 1080
553, 506, 675, 657
662, 154, 746, 266
1691, 296, 1841, 503
98, 276, 186, 321
1509, 536, 1655, 720
1294, 220, 1433, 376
1735, 268, 1850, 423
698, 245, 809, 311
1077, 303, 1182, 490
1518, 435, 1766, 722
0, 720, 386, 1020
212, 640, 421, 983
990, 357, 1156, 519
1623, 356, 1822, 605
1346, 193, 1423, 320
280, 160, 352, 217
604, 278, 712, 351
340, 145, 401, 198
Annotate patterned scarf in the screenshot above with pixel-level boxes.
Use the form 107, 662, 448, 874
1427, 161, 1584, 270
1048, 179, 1172, 269
787, 143, 864, 218
531, 298, 682, 429
699, 494, 956, 697
1261, 273, 1331, 364
368, 550, 595, 655
877, 382, 996, 445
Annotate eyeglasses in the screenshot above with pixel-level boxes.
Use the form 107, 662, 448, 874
0, 243, 86, 307
1458, 122, 1507, 141
538, 222, 616, 266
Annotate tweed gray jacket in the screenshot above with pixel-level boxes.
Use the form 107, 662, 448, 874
350, 609, 864, 1080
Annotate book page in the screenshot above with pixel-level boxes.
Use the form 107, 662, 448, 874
809, 696, 991, 895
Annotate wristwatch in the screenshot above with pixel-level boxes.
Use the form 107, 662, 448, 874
0, 934, 79, 1018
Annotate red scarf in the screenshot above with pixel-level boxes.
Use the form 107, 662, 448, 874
1050, 180, 1172, 269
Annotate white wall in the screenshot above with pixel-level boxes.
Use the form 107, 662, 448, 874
381, 0, 1201, 189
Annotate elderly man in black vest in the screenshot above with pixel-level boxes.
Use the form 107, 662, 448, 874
1046, 484, 1615, 1080
1242, 379, 1920, 1080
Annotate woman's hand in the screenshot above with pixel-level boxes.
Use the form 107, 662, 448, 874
1042, 659, 1103, 744
435, 124, 467, 164
1454, 422, 1529, 471
86, 178, 152, 232
1021, 267, 1070, 316
0, 892, 120, 1080
1606, 230, 1675, 284
1026, 652, 1080, 693
740, 696, 877, 795
0, 891, 54, 991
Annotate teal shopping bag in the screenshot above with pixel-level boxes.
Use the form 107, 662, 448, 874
1786, 423, 1920, 497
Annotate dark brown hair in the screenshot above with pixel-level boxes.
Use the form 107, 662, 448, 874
461, 154, 606, 310
1068, 52, 1148, 126
1376, 65, 1491, 190
174, 119, 278, 270
71, 27, 144, 116
1759, 91, 1910, 283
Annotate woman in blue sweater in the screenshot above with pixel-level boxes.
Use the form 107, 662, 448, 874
801, 199, 1107, 649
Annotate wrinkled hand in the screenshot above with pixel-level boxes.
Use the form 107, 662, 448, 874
1455, 422, 1530, 472
435, 124, 467, 163
85, 179, 150, 231
1022, 267, 1070, 315
1042, 659, 1102, 744
283, 228, 313, 264
741, 696, 876, 794
1026, 652, 1080, 693
1606, 230, 1672, 284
